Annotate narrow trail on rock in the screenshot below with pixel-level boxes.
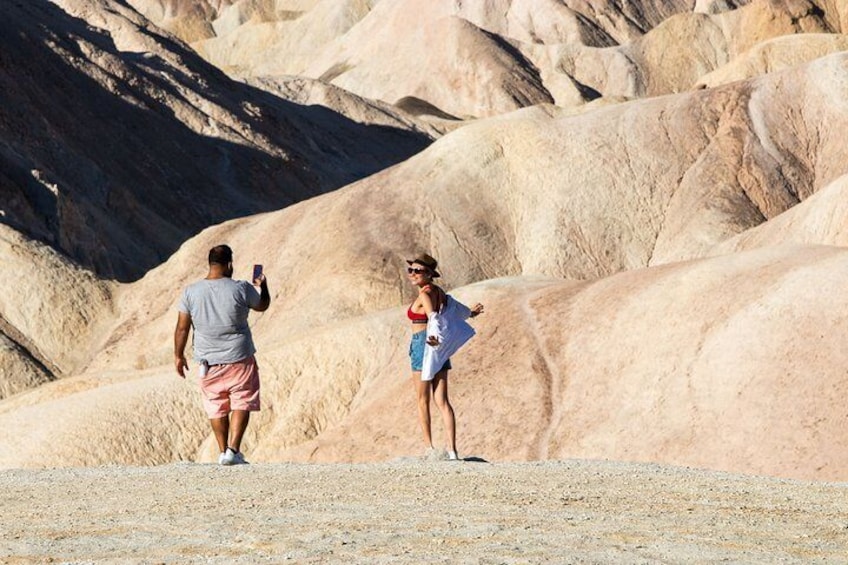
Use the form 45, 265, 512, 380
520, 289, 566, 459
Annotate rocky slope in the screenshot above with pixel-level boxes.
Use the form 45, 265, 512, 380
0, 225, 115, 389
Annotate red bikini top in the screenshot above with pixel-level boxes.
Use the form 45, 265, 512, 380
408, 285, 441, 323
407, 305, 428, 323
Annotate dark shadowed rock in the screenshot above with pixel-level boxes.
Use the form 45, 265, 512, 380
1, 0, 433, 281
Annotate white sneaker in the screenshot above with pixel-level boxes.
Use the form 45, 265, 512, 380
218, 448, 236, 466
447, 450, 459, 461
219, 447, 249, 465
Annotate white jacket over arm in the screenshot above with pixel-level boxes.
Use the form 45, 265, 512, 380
421, 295, 476, 381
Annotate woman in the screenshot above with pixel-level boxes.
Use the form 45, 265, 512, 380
406, 253, 483, 460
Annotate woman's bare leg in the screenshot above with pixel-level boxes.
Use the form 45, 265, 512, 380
432, 370, 456, 455
412, 371, 434, 448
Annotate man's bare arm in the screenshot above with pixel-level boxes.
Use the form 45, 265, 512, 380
174, 312, 192, 378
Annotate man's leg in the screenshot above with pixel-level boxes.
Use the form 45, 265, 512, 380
223, 356, 259, 462
228, 410, 250, 452
210, 416, 229, 453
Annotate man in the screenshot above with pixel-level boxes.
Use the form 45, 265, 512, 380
174, 244, 270, 465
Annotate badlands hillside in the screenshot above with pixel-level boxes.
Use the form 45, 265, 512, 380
1, 0, 435, 282
2, 0, 848, 495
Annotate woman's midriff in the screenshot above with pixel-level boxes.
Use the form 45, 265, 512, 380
410, 324, 426, 334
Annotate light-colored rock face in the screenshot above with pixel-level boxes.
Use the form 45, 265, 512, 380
195, 0, 374, 76
0, 335, 52, 401
532, 246, 848, 480
244, 75, 448, 137
125, 0, 232, 42
161, 0, 708, 116
126, 0, 324, 42
696, 33, 848, 88
148, 0, 840, 119
4, 0, 848, 482
711, 173, 848, 254
177, 52, 847, 297
296, 0, 701, 116
309, 14, 555, 118
536, 0, 830, 101
0, 225, 115, 398
0, 370, 209, 468
259, 244, 848, 482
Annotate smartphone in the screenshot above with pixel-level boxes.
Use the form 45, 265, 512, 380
252, 264, 263, 282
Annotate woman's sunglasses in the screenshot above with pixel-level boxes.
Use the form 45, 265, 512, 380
407, 267, 428, 274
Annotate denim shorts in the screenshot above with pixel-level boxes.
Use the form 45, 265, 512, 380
409, 331, 451, 373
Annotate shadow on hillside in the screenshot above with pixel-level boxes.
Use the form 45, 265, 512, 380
1, 0, 433, 282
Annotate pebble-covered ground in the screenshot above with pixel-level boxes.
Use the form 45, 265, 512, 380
2, 459, 846, 564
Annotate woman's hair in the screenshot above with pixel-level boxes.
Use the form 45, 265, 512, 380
208, 244, 233, 266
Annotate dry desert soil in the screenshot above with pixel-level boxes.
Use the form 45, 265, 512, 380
2, 458, 846, 564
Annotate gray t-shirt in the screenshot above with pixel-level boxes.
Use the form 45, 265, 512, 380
178, 278, 261, 365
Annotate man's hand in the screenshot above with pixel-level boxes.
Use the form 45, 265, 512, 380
426, 335, 440, 347
175, 355, 189, 379
254, 275, 271, 312
470, 303, 484, 318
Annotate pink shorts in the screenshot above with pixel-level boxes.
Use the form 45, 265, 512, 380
199, 356, 260, 419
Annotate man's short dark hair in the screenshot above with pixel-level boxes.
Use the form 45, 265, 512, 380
208, 244, 233, 266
